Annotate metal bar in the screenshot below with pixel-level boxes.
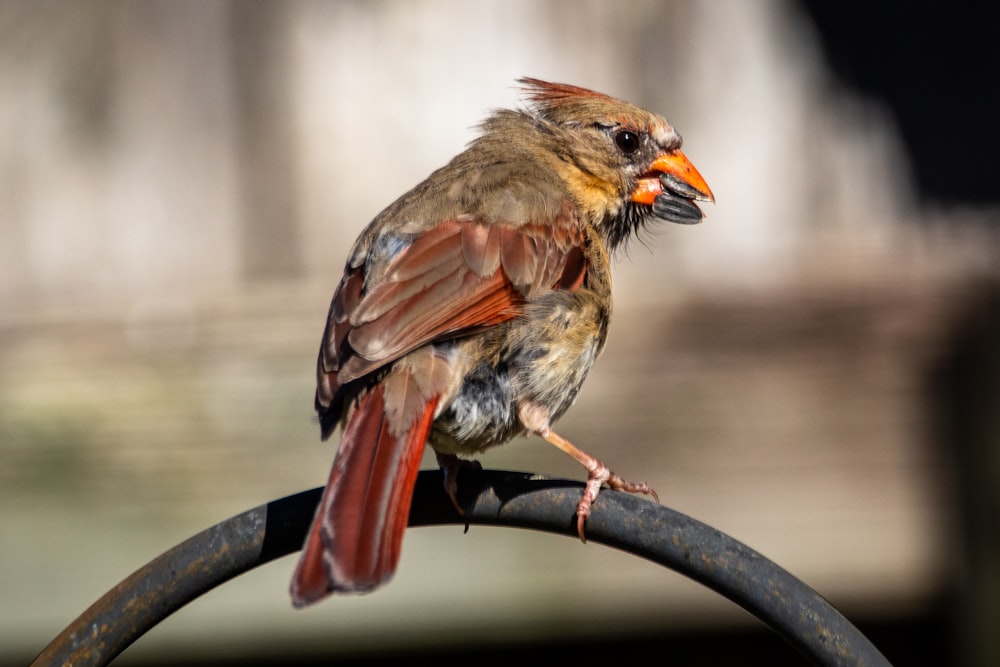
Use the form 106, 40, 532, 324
31, 469, 893, 667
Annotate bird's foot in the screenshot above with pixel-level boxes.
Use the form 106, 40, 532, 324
517, 400, 659, 542
435, 452, 482, 516
575, 461, 659, 542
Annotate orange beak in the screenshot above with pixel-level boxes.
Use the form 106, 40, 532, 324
630, 150, 715, 205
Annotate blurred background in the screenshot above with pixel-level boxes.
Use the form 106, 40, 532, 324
2, 1, 998, 665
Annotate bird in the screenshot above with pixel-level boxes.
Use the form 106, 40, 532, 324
290, 77, 714, 607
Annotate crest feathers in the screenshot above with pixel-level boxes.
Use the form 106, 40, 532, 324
517, 77, 615, 116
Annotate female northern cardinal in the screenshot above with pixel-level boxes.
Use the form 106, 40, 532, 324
291, 78, 714, 606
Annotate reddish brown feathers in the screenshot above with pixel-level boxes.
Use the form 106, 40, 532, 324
517, 77, 613, 107
517, 78, 640, 129
291, 383, 439, 604
315, 218, 588, 437
300, 213, 591, 603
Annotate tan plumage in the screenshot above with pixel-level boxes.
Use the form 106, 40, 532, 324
291, 78, 714, 606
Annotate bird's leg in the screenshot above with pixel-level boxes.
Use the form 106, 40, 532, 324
518, 402, 659, 542
542, 430, 659, 542
435, 452, 482, 516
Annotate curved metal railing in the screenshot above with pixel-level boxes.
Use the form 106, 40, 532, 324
31, 469, 893, 667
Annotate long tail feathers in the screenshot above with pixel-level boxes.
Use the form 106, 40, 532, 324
291, 382, 439, 606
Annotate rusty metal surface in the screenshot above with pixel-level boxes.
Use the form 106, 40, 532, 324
31, 470, 892, 667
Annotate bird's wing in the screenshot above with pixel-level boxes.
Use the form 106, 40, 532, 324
316, 213, 587, 434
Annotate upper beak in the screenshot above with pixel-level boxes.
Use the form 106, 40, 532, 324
630, 150, 715, 206
629, 150, 714, 225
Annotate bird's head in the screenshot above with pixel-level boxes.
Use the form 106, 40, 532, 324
518, 77, 714, 251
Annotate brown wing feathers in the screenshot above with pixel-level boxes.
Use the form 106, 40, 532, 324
298, 214, 589, 600
316, 218, 586, 434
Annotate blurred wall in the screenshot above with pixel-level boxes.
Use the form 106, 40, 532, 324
4, 0, 967, 307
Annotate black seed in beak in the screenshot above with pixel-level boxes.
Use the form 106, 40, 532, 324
652, 192, 704, 225
660, 172, 714, 202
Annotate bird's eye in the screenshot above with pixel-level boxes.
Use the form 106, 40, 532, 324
614, 130, 641, 155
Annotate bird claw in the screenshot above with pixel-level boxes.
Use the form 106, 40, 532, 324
575, 462, 658, 543
518, 407, 660, 543
436, 453, 482, 516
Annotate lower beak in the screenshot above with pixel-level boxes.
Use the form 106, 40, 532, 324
630, 150, 715, 205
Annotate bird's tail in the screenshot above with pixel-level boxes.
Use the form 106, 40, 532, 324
291, 380, 438, 606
